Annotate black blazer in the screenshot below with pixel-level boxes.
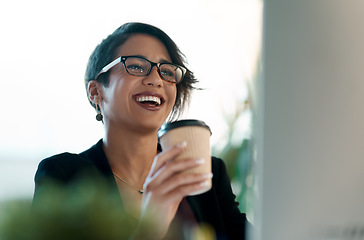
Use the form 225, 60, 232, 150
33, 140, 247, 240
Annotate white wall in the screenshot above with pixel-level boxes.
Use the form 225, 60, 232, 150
255, 1, 364, 240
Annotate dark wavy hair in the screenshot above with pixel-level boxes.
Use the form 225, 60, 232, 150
85, 22, 198, 120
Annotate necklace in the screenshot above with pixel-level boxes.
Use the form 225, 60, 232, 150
112, 172, 144, 194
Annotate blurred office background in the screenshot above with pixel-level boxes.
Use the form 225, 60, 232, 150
0, 0, 262, 222
254, 1, 364, 240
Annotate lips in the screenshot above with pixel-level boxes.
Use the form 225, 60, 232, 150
132, 92, 165, 111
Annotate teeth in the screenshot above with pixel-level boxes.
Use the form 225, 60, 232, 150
136, 96, 161, 105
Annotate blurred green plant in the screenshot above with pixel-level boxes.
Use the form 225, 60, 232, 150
211, 71, 258, 223
0, 179, 151, 240
0, 178, 217, 240
212, 100, 254, 219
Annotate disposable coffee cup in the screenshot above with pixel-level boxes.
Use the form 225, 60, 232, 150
158, 119, 212, 195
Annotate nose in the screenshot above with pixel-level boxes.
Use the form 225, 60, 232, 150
142, 66, 163, 87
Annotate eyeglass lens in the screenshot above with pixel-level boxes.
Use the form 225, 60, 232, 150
124, 57, 183, 83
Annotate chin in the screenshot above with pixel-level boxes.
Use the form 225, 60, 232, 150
135, 118, 166, 133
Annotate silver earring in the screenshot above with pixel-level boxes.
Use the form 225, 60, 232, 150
96, 104, 103, 121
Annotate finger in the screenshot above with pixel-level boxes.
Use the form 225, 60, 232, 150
156, 174, 213, 203
149, 141, 187, 177
144, 158, 205, 190
159, 172, 213, 196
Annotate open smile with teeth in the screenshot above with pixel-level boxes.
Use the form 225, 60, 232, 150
135, 95, 162, 106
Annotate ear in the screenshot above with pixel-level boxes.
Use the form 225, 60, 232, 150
87, 80, 103, 105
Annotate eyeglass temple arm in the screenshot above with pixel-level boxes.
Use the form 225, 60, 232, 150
95, 57, 122, 79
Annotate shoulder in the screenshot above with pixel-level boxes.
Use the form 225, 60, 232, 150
210, 157, 242, 209
35, 152, 94, 184
211, 156, 230, 185
38, 152, 92, 171
34, 140, 106, 185
35, 139, 104, 180
211, 156, 226, 170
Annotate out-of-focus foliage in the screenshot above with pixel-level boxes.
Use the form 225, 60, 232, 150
212, 101, 254, 220
212, 70, 258, 222
0, 178, 217, 240
0, 179, 151, 240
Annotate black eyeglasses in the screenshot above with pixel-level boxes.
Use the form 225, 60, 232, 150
95, 56, 187, 84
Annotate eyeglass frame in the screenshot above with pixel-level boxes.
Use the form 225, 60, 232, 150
95, 55, 187, 84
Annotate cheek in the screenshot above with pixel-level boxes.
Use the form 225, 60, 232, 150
168, 86, 177, 106
103, 76, 129, 107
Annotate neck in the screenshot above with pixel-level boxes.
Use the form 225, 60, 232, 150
102, 122, 159, 185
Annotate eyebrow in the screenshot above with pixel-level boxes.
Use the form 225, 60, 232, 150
133, 54, 172, 64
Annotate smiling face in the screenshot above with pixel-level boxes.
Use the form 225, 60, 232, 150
99, 34, 177, 133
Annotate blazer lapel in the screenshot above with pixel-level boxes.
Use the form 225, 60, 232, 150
80, 139, 124, 209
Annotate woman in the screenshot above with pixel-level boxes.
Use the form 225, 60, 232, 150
33, 22, 247, 240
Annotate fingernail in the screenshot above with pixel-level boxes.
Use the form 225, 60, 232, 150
200, 180, 210, 186
195, 158, 205, 164
176, 141, 187, 148
202, 173, 213, 179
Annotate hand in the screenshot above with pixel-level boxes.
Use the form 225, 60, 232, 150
138, 141, 213, 239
